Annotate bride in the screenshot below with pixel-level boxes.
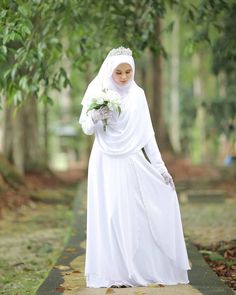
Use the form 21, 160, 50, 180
79, 46, 190, 288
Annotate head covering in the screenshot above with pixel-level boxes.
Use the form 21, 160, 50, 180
81, 47, 135, 106
79, 46, 155, 156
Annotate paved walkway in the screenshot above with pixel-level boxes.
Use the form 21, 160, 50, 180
36, 183, 234, 295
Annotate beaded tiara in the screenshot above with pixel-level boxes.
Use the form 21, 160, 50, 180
108, 46, 132, 57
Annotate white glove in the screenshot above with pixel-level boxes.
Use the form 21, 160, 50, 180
90, 106, 112, 124
161, 171, 176, 190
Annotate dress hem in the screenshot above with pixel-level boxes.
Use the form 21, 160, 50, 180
85, 273, 190, 288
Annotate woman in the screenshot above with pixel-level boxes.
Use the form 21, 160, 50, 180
79, 46, 190, 288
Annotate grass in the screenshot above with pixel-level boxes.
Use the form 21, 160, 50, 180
0, 188, 76, 295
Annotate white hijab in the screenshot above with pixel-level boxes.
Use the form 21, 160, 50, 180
79, 49, 155, 156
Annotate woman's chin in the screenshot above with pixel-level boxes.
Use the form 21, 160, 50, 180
119, 81, 128, 86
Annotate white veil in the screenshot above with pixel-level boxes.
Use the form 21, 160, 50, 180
79, 48, 155, 156
81, 53, 135, 106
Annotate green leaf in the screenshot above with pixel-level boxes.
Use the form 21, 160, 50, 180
3, 33, 10, 44
188, 9, 195, 21
184, 40, 195, 56
49, 37, 60, 44
40, 95, 54, 106
19, 76, 28, 91
3, 69, 11, 79
209, 252, 225, 262
87, 102, 100, 111
13, 90, 23, 106
0, 53, 6, 62
18, 5, 29, 17
0, 9, 7, 19
200, 250, 212, 255
1, 45, 7, 55
11, 66, 18, 80
21, 24, 31, 36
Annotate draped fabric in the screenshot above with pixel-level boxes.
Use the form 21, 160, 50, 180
79, 49, 190, 288
80, 54, 135, 106
79, 54, 154, 156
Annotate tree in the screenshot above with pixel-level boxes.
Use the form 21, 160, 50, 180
151, 17, 166, 148
186, 0, 236, 162
169, 12, 181, 153
0, 0, 179, 173
191, 52, 207, 163
0, 1, 71, 173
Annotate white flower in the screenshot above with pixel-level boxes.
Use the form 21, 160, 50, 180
86, 88, 122, 131
107, 102, 115, 111
96, 96, 105, 104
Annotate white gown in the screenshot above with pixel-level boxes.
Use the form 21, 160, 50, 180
79, 84, 190, 288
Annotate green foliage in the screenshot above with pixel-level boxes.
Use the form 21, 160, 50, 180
163, 1, 236, 161
182, 0, 236, 73
211, 3, 236, 75
206, 99, 236, 128
0, 0, 71, 106
200, 250, 225, 262
66, 0, 176, 71
0, 0, 178, 107
3, 0, 235, 165
0, 201, 73, 295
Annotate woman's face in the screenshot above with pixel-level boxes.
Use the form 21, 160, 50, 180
112, 63, 133, 86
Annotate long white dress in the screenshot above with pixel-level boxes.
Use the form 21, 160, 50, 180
79, 82, 190, 287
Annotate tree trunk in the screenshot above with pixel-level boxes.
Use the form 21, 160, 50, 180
217, 70, 228, 164
218, 71, 227, 98
192, 53, 207, 163
141, 60, 147, 92
43, 102, 49, 166
170, 13, 181, 153
151, 17, 171, 151
2, 96, 43, 174
12, 106, 25, 174
2, 102, 13, 162
23, 96, 41, 172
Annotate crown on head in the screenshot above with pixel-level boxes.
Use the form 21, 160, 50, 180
108, 46, 132, 57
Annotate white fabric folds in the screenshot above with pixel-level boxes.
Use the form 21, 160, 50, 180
79, 49, 190, 288
80, 84, 154, 156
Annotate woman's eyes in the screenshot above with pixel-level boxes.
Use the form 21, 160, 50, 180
116, 71, 131, 75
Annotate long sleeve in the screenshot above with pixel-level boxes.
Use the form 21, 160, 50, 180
79, 106, 95, 135
143, 135, 168, 174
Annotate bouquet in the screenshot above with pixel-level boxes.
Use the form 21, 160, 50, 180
86, 88, 122, 131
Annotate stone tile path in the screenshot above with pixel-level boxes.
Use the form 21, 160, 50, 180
36, 183, 235, 295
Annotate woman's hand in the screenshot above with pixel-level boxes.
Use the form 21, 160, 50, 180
90, 106, 112, 124
161, 171, 176, 190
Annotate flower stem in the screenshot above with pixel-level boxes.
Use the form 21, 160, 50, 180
103, 119, 107, 131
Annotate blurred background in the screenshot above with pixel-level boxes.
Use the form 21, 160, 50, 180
0, 0, 235, 177
0, 1, 236, 293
